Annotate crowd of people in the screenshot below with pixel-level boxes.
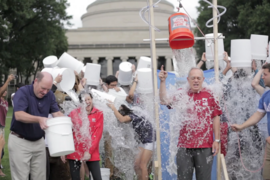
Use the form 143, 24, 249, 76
0, 49, 269, 180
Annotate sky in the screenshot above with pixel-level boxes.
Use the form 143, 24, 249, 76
65, 0, 200, 29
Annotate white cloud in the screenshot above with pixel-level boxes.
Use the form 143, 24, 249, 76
66, 0, 199, 29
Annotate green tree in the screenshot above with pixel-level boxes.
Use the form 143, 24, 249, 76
195, 0, 269, 60
0, 0, 71, 84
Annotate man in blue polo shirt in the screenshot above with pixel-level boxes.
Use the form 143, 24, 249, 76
232, 63, 270, 180
8, 72, 64, 180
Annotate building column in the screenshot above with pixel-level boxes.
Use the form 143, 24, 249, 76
107, 57, 113, 76
121, 56, 128, 62
165, 56, 173, 72
92, 57, 99, 64
77, 57, 84, 62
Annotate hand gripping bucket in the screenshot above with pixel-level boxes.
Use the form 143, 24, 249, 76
45, 117, 75, 157
168, 13, 195, 49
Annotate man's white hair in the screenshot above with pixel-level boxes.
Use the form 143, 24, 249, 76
188, 67, 204, 77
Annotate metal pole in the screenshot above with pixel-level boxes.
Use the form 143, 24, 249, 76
148, 0, 162, 179
212, 0, 221, 179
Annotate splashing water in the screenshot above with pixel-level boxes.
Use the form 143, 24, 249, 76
224, 75, 264, 180
172, 48, 196, 77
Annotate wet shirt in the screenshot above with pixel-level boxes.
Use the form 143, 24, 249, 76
66, 107, 104, 161
168, 89, 222, 148
129, 113, 155, 144
0, 98, 8, 127
257, 90, 270, 135
10, 84, 59, 141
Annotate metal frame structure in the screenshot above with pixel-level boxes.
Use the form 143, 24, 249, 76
146, 0, 229, 179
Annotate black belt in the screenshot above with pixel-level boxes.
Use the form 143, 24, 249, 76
11, 131, 25, 139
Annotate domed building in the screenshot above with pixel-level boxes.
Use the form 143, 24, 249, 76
66, 0, 175, 77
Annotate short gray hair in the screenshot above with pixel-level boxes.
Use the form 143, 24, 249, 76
188, 67, 204, 77
36, 72, 44, 82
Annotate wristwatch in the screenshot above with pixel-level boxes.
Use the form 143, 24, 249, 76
215, 139, 220, 143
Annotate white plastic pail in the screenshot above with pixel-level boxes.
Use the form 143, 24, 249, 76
231, 39, 252, 67
108, 87, 127, 101
137, 56, 151, 70
45, 117, 75, 157
101, 168, 110, 180
57, 52, 84, 74
43, 56, 58, 68
85, 63, 101, 86
250, 34, 268, 60
41, 67, 75, 92
137, 68, 153, 94
118, 62, 133, 85
205, 33, 224, 60
91, 89, 116, 102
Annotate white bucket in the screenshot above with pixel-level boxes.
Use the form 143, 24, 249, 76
42, 67, 75, 92
205, 33, 224, 60
230, 39, 252, 67
57, 52, 84, 74
45, 117, 75, 157
250, 34, 268, 60
137, 56, 151, 70
137, 68, 153, 94
91, 89, 116, 102
118, 62, 133, 85
108, 87, 127, 101
84, 63, 101, 86
101, 168, 110, 180
43, 56, 58, 68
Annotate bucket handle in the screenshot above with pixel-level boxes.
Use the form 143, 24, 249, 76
45, 129, 72, 136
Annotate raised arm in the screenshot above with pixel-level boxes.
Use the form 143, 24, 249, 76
197, 53, 206, 68
251, 67, 265, 96
222, 52, 231, 76
231, 111, 265, 132
159, 65, 169, 105
128, 75, 138, 98
0, 74, 15, 97
251, 60, 266, 96
107, 103, 131, 123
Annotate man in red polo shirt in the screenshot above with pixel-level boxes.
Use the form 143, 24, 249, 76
159, 66, 222, 180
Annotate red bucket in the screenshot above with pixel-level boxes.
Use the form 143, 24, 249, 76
168, 13, 195, 49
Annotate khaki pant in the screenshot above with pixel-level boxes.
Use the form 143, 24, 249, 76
8, 133, 46, 180
263, 143, 270, 179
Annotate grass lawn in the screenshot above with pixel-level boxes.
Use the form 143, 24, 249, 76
2, 107, 13, 180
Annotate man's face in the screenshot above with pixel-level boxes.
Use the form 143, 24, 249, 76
33, 78, 52, 98
187, 69, 205, 93
262, 69, 270, 87
107, 81, 118, 89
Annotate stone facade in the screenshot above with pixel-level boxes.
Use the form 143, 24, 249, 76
66, 0, 176, 77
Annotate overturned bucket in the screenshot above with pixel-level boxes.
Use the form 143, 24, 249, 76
45, 117, 75, 157
168, 13, 194, 49
118, 62, 133, 86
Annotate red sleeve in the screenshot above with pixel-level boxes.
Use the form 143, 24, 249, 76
89, 111, 104, 155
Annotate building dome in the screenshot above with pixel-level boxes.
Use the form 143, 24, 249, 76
81, 0, 174, 28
